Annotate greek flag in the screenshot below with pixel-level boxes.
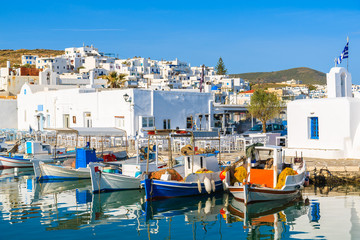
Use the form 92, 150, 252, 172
337, 41, 349, 64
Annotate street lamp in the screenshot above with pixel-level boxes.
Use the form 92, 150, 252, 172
123, 93, 131, 103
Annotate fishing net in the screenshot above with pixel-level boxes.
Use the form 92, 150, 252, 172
149, 169, 183, 181
233, 166, 247, 184
195, 168, 214, 174
275, 167, 297, 189
181, 145, 194, 156
181, 145, 216, 156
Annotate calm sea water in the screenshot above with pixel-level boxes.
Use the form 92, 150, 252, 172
0, 168, 360, 240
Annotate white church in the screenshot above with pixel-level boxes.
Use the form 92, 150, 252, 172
286, 67, 360, 159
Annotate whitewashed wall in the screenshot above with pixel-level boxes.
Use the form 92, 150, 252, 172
0, 99, 17, 129
17, 86, 213, 137
287, 98, 360, 159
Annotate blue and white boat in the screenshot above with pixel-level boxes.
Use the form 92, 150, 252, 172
143, 153, 223, 201
33, 147, 100, 180
32, 127, 127, 180
0, 141, 70, 169
89, 159, 158, 193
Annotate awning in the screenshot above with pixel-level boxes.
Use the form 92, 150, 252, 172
44, 127, 126, 137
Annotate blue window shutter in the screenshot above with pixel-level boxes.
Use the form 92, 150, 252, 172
310, 117, 319, 139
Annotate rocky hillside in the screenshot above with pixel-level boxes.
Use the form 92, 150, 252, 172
0, 49, 64, 67
230, 67, 326, 85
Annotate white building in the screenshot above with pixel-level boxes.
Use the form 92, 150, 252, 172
286, 67, 360, 159
21, 55, 38, 65
17, 86, 214, 137
36, 57, 70, 74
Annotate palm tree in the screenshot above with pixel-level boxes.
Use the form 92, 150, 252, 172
105, 72, 128, 88
106, 71, 120, 88
117, 73, 127, 87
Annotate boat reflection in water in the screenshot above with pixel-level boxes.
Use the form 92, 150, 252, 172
91, 190, 145, 225
0, 174, 314, 239
227, 195, 309, 238
142, 193, 228, 238
143, 193, 226, 222
0, 167, 33, 180
34, 182, 146, 230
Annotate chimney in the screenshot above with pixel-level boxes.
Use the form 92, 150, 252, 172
89, 71, 94, 86
6, 61, 10, 69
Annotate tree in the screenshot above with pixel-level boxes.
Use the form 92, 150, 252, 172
308, 84, 316, 91
215, 57, 227, 75
105, 72, 127, 88
247, 89, 282, 133
22, 63, 32, 68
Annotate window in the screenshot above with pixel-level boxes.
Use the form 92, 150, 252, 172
142, 117, 148, 127
115, 116, 125, 128
141, 116, 154, 128
47, 115, 50, 128
273, 124, 281, 131
309, 117, 319, 139
148, 117, 154, 127
186, 117, 193, 129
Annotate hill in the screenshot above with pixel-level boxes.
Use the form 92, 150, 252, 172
230, 67, 326, 85
0, 49, 64, 67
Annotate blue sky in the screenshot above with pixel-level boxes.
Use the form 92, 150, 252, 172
1, 1, 360, 83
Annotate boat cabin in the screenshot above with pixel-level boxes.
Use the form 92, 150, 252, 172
247, 146, 284, 188
122, 162, 158, 177
26, 141, 52, 155
183, 153, 219, 176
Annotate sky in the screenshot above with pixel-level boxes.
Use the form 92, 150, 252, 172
1, 0, 360, 83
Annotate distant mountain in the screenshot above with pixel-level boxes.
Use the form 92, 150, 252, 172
230, 67, 326, 85
0, 49, 64, 67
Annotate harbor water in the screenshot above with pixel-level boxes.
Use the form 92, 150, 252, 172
0, 168, 360, 239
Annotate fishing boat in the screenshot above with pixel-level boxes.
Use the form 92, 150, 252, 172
225, 146, 306, 205
89, 159, 158, 192
33, 147, 101, 180
143, 130, 224, 201
33, 127, 127, 181
89, 134, 164, 193
0, 140, 71, 169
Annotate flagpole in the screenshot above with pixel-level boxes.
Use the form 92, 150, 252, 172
347, 36, 349, 71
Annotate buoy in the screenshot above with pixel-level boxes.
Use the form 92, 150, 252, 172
204, 198, 211, 214
219, 170, 226, 180
197, 179, 202, 193
204, 177, 212, 194
211, 179, 216, 192
222, 180, 228, 190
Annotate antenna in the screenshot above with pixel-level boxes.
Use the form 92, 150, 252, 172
199, 64, 205, 93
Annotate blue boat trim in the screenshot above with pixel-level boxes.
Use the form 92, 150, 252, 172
92, 188, 141, 193
143, 178, 223, 201
40, 175, 90, 180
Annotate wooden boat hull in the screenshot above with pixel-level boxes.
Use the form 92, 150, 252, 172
38, 163, 90, 180
143, 176, 223, 201
0, 155, 32, 168
90, 170, 141, 193
228, 159, 306, 205
0, 153, 73, 169
229, 184, 300, 205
